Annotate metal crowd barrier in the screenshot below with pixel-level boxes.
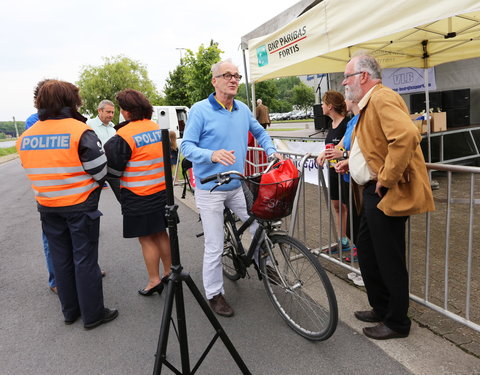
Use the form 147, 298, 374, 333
247, 146, 480, 333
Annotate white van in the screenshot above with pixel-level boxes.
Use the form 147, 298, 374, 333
119, 105, 189, 139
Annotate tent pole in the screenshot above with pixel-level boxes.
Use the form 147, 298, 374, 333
242, 48, 251, 110
422, 39, 432, 164
251, 82, 256, 114
425, 67, 432, 164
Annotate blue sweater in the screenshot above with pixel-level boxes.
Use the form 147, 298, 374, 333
181, 93, 276, 191
343, 114, 359, 183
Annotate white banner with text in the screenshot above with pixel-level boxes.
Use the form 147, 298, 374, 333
273, 138, 328, 186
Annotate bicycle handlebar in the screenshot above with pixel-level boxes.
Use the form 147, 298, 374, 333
200, 157, 280, 187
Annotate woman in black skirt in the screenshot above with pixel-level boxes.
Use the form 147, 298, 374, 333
316, 91, 350, 252
104, 89, 171, 296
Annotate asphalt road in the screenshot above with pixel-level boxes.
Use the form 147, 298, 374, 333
1, 157, 478, 375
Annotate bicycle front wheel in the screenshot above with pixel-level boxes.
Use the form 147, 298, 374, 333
222, 221, 241, 281
259, 234, 338, 341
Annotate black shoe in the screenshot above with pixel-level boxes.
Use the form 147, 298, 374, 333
138, 282, 164, 296
64, 314, 80, 325
363, 323, 408, 340
354, 310, 382, 323
84, 308, 118, 330
138, 275, 170, 296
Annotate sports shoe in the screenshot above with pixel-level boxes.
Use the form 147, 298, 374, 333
353, 275, 365, 287
342, 246, 358, 262
321, 244, 351, 255
208, 294, 234, 317
347, 272, 358, 281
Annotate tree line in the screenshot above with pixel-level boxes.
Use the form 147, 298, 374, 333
2, 40, 315, 134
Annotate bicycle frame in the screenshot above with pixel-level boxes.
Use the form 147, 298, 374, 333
223, 207, 285, 278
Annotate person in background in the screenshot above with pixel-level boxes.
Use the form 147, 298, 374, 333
104, 89, 172, 297
169, 130, 179, 176
255, 98, 271, 129
316, 91, 350, 253
329, 99, 363, 286
336, 53, 434, 340
17, 80, 118, 329
87, 100, 121, 202
24, 82, 56, 294
181, 59, 280, 317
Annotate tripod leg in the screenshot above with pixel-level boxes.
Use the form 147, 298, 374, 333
184, 275, 251, 375
153, 279, 177, 375
174, 279, 191, 373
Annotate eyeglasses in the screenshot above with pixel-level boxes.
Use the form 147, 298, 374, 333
215, 73, 242, 81
343, 71, 364, 80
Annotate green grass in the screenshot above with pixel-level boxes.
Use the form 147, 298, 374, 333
0, 146, 17, 157
272, 119, 313, 123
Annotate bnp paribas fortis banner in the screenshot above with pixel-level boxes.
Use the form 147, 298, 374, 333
248, 4, 329, 83
256, 26, 308, 67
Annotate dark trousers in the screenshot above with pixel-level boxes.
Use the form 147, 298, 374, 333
357, 184, 411, 334
41, 210, 104, 325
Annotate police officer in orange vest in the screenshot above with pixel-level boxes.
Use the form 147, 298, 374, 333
16, 80, 118, 330
104, 89, 172, 296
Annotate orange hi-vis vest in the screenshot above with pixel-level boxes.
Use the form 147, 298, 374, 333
16, 118, 101, 207
116, 119, 166, 196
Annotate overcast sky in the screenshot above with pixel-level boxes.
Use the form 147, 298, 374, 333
0, 0, 296, 121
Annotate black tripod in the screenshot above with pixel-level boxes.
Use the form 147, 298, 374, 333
153, 129, 251, 375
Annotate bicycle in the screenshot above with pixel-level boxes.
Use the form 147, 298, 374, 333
200, 155, 338, 341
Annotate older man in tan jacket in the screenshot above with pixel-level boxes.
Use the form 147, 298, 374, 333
336, 54, 434, 340
255, 99, 271, 129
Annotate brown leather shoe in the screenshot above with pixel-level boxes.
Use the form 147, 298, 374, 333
363, 323, 408, 340
354, 310, 382, 323
208, 294, 234, 317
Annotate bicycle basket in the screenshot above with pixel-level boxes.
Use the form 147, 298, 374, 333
242, 161, 300, 220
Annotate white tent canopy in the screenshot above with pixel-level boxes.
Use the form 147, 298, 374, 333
247, 0, 480, 82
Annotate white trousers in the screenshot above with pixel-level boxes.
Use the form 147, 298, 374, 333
195, 187, 257, 299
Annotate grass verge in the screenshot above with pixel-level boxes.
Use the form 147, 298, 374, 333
0, 146, 17, 157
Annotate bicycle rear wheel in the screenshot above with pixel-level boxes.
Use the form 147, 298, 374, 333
222, 221, 241, 281
259, 234, 338, 341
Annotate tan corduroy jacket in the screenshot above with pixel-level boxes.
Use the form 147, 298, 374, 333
256, 104, 271, 125
351, 84, 435, 217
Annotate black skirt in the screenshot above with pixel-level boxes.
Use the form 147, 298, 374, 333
123, 208, 167, 238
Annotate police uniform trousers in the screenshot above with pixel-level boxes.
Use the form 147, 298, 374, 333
41, 210, 104, 325
356, 183, 411, 335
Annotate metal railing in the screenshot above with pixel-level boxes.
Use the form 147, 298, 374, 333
247, 146, 480, 333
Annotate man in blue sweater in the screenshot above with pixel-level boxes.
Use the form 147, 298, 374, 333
181, 59, 279, 317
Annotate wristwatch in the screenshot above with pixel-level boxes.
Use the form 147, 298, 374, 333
343, 150, 349, 159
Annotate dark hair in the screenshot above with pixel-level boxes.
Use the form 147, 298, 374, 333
115, 89, 153, 121
33, 79, 52, 100
35, 80, 82, 120
323, 91, 347, 116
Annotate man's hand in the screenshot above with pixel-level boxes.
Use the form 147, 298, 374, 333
211, 149, 235, 165
335, 159, 349, 174
270, 152, 283, 161
375, 181, 384, 197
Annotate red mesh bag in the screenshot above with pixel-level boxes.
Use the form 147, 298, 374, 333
242, 159, 300, 220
